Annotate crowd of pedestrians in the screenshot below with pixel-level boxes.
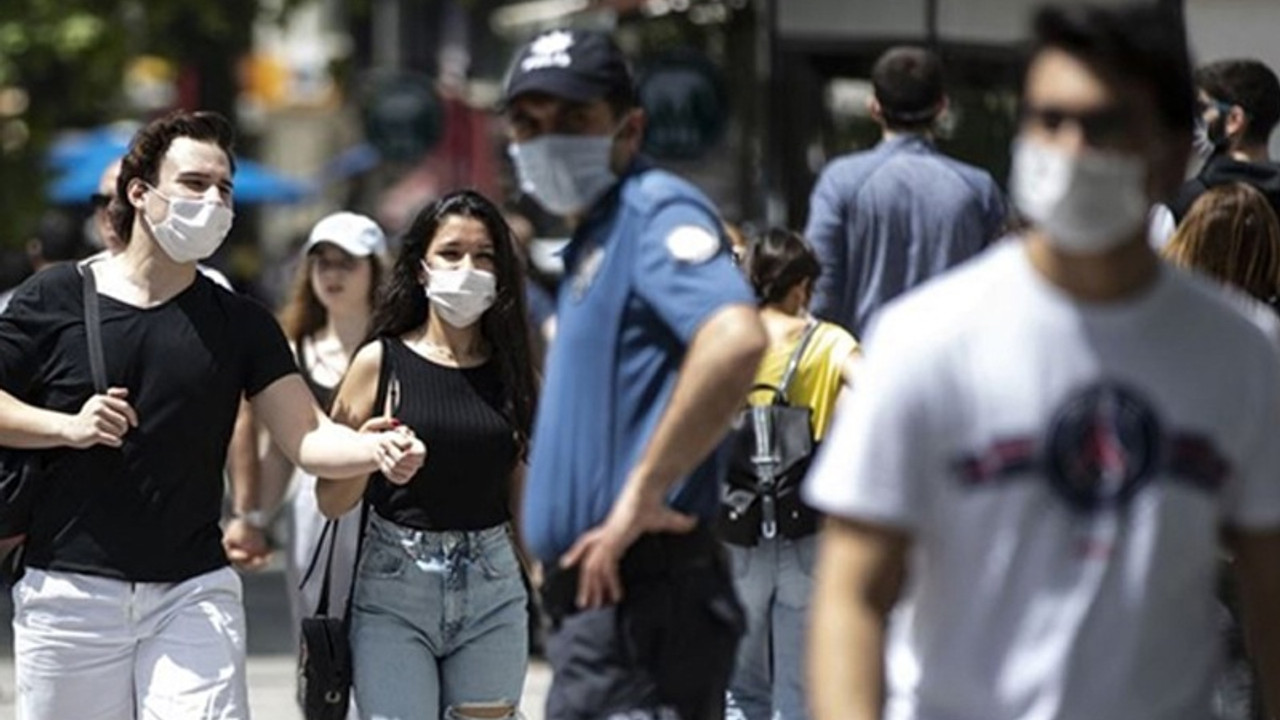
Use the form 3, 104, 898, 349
1, 3, 1279, 720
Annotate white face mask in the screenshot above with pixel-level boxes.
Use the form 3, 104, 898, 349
508, 135, 618, 216
1010, 138, 1149, 255
423, 264, 497, 328
144, 186, 234, 263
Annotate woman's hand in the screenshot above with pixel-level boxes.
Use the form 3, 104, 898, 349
361, 416, 426, 485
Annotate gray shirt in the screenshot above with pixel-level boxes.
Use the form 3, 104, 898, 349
804, 134, 1006, 337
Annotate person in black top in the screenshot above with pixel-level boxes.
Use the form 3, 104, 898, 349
0, 110, 425, 720
1169, 59, 1280, 224
318, 190, 538, 720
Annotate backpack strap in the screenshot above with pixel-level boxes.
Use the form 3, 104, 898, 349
302, 518, 338, 615
775, 320, 820, 403
79, 260, 108, 393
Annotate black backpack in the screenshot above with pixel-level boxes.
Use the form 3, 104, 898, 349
718, 320, 822, 547
2, 262, 107, 586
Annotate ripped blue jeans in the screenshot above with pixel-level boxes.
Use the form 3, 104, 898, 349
351, 511, 528, 720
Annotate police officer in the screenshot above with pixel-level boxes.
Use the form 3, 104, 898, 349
503, 29, 768, 720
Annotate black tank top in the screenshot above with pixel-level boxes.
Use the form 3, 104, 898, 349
294, 336, 335, 410
366, 338, 517, 530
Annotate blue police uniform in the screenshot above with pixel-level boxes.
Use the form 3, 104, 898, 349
522, 161, 755, 564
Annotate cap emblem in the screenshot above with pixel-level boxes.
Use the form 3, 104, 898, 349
522, 30, 575, 72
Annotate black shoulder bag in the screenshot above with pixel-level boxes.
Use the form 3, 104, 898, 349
297, 500, 368, 720
0, 262, 108, 585
719, 320, 822, 547
298, 347, 397, 720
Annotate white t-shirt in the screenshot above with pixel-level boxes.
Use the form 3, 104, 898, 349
805, 240, 1280, 720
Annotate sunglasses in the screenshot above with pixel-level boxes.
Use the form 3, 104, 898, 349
1019, 103, 1134, 148
90, 193, 112, 209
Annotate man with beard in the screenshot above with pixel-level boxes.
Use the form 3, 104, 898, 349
1170, 59, 1280, 223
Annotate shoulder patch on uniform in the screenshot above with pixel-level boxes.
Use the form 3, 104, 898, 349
665, 225, 720, 264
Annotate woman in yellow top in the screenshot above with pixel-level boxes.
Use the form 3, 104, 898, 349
724, 228, 858, 720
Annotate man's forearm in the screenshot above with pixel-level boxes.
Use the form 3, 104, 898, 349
810, 584, 890, 720
627, 305, 765, 498
810, 518, 909, 720
0, 390, 74, 449
1230, 528, 1280, 718
227, 399, 261, 515
294, 421, 380, 480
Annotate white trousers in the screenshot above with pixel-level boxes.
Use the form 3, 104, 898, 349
13, 566, 249, 720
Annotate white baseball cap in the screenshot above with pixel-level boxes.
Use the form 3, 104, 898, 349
304, 212, 386, 257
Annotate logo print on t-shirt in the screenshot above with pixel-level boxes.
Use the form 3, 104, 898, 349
1044, 383, 1159, 512
953, 381, 1231, 513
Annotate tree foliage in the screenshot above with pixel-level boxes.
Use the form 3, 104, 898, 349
0, 0, 313, 250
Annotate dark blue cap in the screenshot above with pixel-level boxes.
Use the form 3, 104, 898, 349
504, 29, 634, 106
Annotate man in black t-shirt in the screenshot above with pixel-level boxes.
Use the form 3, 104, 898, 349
0, 111, 425, 720
1169, 59, 1280, 223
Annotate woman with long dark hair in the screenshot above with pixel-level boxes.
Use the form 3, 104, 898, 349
317, 189, 537, 720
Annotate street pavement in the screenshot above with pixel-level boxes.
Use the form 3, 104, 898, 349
0, 563, 550, 720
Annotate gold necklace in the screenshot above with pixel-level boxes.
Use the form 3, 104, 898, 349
417, 338, 489, 365
421, 341, 458, 361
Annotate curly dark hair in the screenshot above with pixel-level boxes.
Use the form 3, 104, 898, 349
368, 190, 538, 455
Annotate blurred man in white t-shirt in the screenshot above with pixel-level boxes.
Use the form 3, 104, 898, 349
805, 5, 1280, 720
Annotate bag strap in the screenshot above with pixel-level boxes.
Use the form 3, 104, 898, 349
80, 262, 108, 393
299, 495, 372, 621
304, 518, 338, 615
335, 338, 398, 622
299, 517, 331, 591
775, 320, 820, 403
300, 337, 397, 618
337, 338, 399, 623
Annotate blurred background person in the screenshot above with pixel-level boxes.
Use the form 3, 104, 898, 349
1164, 182, 1280, 720
317, 190, 538, 720
804, 45, 1007, 338
1150, 58, 1280, 247
721, 228, 858, 720
1165, 182, 1280, 307
504, 209, 556, 368
0, 210, 87, 314
1172, 59, 1280, 224
253, 212, 387, 646
90, 159, 126, 254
